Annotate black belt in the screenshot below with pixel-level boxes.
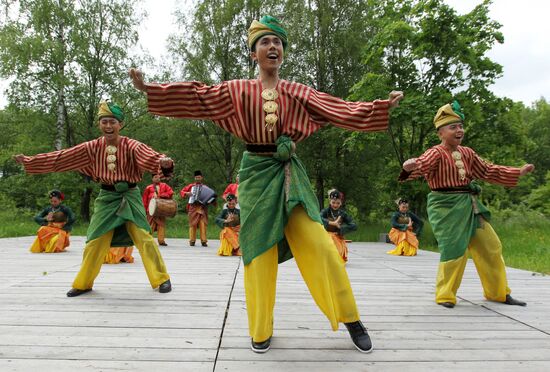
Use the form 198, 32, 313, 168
431, 187, 472, 193
246, 144, 277, 153
101, 182, 137, 191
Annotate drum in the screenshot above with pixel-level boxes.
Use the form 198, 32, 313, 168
149, 198, 178, 218
226, 212, 240, 227
51, 211, 67, 222
397, 216, 410, 225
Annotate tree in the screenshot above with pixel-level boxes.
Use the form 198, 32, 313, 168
0, 0, 76, 150
0, 0, 146, 220
349, 0, 508, 215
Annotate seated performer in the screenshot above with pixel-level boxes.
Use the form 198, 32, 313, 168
14, 101, 173, 297
104, 246, 135, 264
386, 198, 423, 256
30, 189, 76, 253
143, 174, 174, 246
320, 190, 357, 262
130, 15, 403, 353
400, 101, 534, 308
180, 170, 212, 247
216, 194, 241, 256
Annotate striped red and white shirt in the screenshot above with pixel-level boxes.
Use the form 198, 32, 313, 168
22, 136, 167, 185
147, 79, 390, 144
402, 144, 521, 189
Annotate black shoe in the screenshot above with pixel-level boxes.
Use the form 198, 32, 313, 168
251, 337, 271, 353
66, 288, 92, 297
201, 242, 208, 247
438, 302, 455, 308
344, 321, 373, 353
504, 295, 526, 306
159, 280, 172, 293
159, 242, 168, 246
189, 241, 195, 246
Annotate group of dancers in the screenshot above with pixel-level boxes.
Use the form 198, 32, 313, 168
14, 15, 534, 354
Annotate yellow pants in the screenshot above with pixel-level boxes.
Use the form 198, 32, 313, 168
244, 206, 360, 343
72, 222, 170, 290
435, 221, 511, 304
189, 220, 207, 243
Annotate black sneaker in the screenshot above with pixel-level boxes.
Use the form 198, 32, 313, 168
159, 242, 168, 246
251, 337, 271, 353
159, 280, 172, 293
201, 242, 208, 247
344, 321, 373, 353
438, 302, 455, 308
66, 288, 92, 297
504, 295, 526, 306
189, 241, 195, 246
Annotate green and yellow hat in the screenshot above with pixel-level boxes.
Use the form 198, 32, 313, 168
248, 15, 288, 51
98, 101, 124, 122
434, 100, 464, 129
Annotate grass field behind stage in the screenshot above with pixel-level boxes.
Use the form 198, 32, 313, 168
2, 207, 549, 275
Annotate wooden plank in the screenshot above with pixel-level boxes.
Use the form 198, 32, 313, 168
1, 236, 550, 371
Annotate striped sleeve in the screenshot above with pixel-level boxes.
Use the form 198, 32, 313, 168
133, 141, 165, 175
399, 147, 441, 182
22, 142, 92, 174
147, 81, 235, 121
470, 151, 520, 187
305, 87, 390, 132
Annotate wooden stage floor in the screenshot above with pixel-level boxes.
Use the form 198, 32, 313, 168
1, 236, 549, 371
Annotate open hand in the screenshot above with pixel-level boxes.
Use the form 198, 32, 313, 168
403, 158, 418, 172
388, 91, 404, 109
160, 157, 173, 169
520, 164, 535, 176
129, 68, 147, 92
13, 154, 25, 164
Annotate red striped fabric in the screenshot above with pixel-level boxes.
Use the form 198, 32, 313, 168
23, 137, 165, 184
406, 144, 520, 189
147, 79, 390, 144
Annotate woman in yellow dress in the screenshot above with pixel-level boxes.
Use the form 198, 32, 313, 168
104, 247, 135, 264
387, 199, 423, 256
320, 190, 357, 262
216, 194, 241, 256
30, 190, 75, 253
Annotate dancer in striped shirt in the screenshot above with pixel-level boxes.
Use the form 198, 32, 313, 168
400, 101, 534, 308
130, 15, 403, 353
14, 102, 173, 297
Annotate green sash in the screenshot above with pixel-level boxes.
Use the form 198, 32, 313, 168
427, 187, 490, 262
86, 183, 149, 247
238, 136, 322, 265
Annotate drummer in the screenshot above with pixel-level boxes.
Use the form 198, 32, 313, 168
143, 174, 174, 246
179, 170, 214, 247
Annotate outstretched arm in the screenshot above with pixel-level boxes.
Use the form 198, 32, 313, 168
129, 68, 234, 122
306, 88, 402, 132
13, 142, 91, 174
470, 151, 534, 187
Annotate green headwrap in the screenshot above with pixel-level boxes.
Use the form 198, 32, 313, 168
98, 101, 125, 122
248, 15, 288, 51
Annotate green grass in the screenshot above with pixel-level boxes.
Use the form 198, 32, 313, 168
3, 208, 549, 275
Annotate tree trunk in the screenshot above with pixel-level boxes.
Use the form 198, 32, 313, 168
80, 180, 93, 222
223, 131, 233, 183
55, 87, 65, 150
